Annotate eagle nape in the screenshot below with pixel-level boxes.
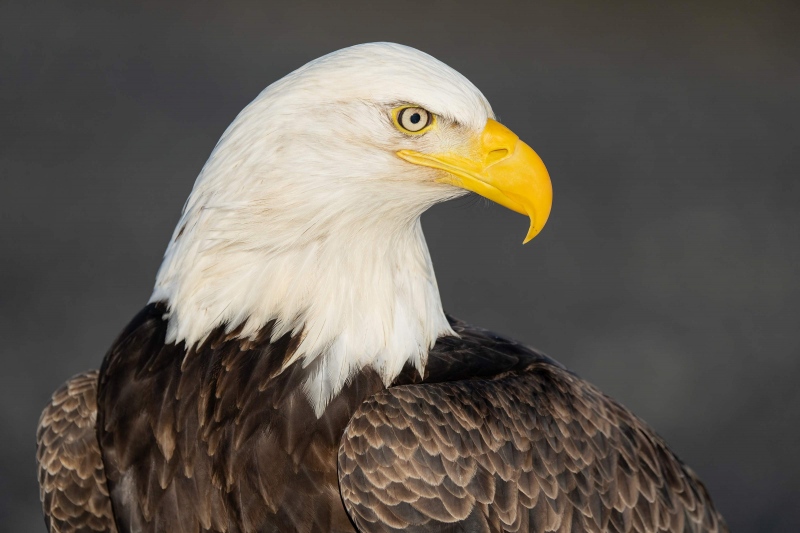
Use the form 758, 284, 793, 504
37, 42, 727, 533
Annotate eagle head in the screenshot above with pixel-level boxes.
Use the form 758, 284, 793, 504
151, 43, 552, 414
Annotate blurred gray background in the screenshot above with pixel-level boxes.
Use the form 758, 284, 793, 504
2, 0, 799, 530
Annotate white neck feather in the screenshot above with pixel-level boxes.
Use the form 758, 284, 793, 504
151, 203, 452, 416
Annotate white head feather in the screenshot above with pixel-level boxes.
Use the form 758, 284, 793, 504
150, 43, 494, 415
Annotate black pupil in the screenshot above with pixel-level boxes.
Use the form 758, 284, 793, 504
409, 112, 421, 124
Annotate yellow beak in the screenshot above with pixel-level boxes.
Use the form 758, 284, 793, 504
397, 119, 552, 243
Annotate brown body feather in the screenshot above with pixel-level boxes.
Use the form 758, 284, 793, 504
36, 304, 727, 532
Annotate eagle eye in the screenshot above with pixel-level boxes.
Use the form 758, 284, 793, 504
393, 106, 434, 135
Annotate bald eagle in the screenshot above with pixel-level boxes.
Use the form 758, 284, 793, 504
37, 43, 727, 533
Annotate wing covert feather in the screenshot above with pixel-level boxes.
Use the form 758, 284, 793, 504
37, 371, 118, 533
339, 353, 727, 533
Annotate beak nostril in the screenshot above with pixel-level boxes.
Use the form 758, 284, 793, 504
486, 148, 510, 167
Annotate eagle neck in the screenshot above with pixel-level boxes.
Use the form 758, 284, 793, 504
151, 210, 454, 416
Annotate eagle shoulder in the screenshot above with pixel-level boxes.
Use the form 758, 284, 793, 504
338, 321, 728, 533
36, 370, 118, 533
